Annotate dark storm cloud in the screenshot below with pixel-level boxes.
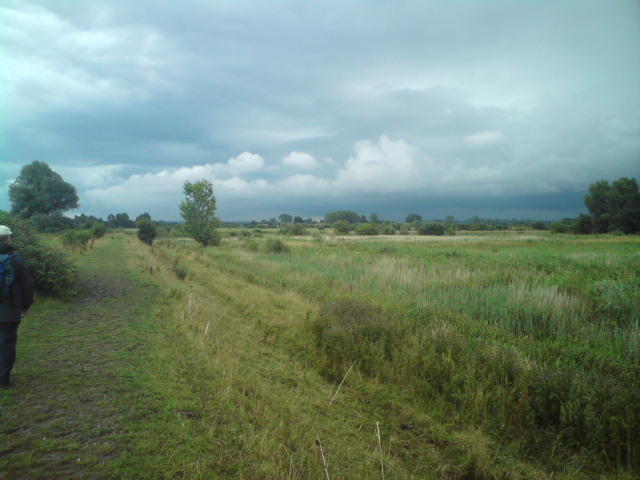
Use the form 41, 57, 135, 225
1, 0, 638, 220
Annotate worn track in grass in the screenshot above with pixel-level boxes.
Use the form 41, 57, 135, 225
0, 236, 158, 479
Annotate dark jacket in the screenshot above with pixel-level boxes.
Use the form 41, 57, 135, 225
0, 243, 34, 323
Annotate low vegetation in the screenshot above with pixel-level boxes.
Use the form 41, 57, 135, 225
0, 211, 77, 295
200, 231, 640, 475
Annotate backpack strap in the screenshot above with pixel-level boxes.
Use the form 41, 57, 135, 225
0, 252, 16, 299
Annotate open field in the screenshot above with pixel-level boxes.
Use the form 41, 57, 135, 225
1, 232, 638, 478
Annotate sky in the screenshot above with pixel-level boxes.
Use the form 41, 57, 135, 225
1, 0, 639, 222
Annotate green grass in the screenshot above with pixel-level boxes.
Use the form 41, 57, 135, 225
188, 233, 640, 474
1, 232, 638, 478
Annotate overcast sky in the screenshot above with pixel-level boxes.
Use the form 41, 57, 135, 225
1, 0, 639, 222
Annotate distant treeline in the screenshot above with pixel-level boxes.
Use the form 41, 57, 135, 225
7, 158, 638, 237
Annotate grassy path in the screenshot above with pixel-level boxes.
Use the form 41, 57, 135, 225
0, 235, 159, 479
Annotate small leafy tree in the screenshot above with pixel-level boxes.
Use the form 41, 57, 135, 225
279, 213, 293, 224
137, 218, 157, 245
179, 180, 221, 246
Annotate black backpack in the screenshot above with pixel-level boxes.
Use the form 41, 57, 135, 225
0, 253, 15, 299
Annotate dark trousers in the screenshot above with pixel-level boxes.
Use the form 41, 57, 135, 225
0, 322, 20, 385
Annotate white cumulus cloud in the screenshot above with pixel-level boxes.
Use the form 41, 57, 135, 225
226, 152, 265, 173
282, 151, 319, 170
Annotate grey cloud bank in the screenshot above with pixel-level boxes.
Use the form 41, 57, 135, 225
1, 0, 639, 221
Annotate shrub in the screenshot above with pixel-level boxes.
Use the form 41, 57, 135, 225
0, 211, 77, 296
90, 221, 107, 238
549, 222, 569, 234
137, 218, 157, 245
332, 220, 352, 234
355, 223, 379, 236
61, 230, 92, 251
312, 299, 403, 379
380, 225, 396, 235
243, 239, 260, 252
279, 224, 306, 236
169, 258, 188, 280
416, 222, 445, 236
262, 238, 289, 254
30, 212, 75, 233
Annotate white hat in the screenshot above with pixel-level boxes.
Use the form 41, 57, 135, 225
0, 225, 12, 236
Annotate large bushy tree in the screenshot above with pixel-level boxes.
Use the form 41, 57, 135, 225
584, 180, 612, 233
179, 180, 221, 246
584, 177, 640, 234
9, 161, 79, 218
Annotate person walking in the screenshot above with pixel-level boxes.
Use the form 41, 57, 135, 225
0, 225, 34, 389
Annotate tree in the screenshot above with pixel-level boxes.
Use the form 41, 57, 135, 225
549, 222, 569, 234
179, 180, 221, 246
325, 211, 361, 224
609, 177, 640, 233
406, 213, 422, 223
279, 213, 293, 224
572, 214, 592, 234
9, 161, 79, 218
369, 213, 380, 224
584, 180, 611, 233
137, 218, 157, 245
293, 216, 304, 224
136, 212, 152, 222
416, 222, 445, 236
531, 221, 547, 231
584, 177, 640, 234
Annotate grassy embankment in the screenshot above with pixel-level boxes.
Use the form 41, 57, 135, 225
1, 231, 638, 478
136, 230, 638, 478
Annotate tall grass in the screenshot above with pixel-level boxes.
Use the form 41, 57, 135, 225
200, 233, 640, 472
